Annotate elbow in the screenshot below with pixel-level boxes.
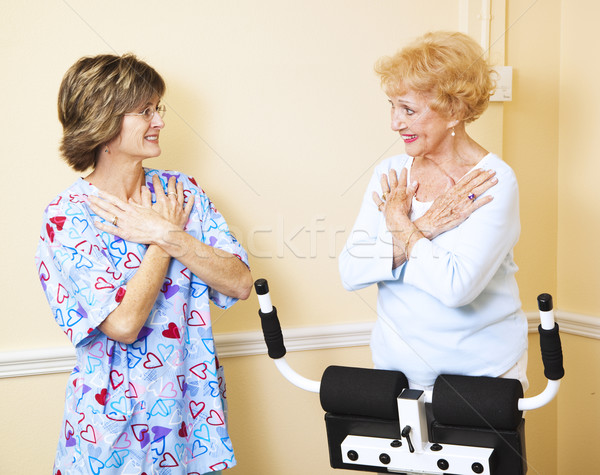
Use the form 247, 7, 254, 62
340, 272, 370, 292
109, 324, 143, 345
341, 277, 363, 292
338, 256, 353, 291
114, 319, 152, 344
118, 332, 139, 346
99, 320, 140, 345
436, 287, 477, 308
237, 280, 252, 300
98, 308, 147, 345
235, 270, 253, 300
339, 272, 353, 291
339, 257, 367, 292
440, 296, 470, 308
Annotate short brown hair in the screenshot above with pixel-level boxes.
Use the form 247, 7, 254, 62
375, 31, 496, 123
58, 53, 166, 171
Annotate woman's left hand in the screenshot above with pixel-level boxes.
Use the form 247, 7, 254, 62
372, 167, 418, 230
415, 168, 497, 240
88, 175, 194, 245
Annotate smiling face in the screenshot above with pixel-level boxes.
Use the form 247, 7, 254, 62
107, 97, 165, 161
388, 89, 455, 159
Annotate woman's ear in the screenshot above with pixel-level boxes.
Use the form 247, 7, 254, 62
447, 118, 460, 129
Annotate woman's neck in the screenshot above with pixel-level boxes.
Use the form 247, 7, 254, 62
410, 129, 489, 202
85, 155, 146, 202
418, 130, 488, 182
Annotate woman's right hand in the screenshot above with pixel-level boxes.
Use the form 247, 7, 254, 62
416, 168, 498, 240
372, 167, 418, 228
146, 174, 195, 230
88, 175, 194, 245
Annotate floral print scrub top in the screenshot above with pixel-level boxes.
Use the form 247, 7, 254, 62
35, 168, 249, 474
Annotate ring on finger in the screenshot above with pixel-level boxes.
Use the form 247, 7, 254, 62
378, 202, 385, 212
167, 192, 178, 198
382, 192, 388, 201
468, 193, 476, 201
112, 216, 118, 226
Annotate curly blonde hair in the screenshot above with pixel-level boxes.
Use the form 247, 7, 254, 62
58, 53, 166, 171
375, 31, 496, 123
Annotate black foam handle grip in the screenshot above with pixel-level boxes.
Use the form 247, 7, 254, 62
254, 279, 286, 359
259, 307, 287, 359
539, 323, 565, 380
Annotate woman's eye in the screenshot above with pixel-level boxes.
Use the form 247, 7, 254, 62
405, 108, 415, 116
143, 107, 154, 119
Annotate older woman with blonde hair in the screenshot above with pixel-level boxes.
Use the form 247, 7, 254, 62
339, 31, 528, 391
36, 53, 252, 474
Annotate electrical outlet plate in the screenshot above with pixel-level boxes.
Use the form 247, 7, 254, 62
490, 66, 512, 102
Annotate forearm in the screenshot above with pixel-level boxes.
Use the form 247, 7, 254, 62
394, 201, 471, 264
340, 221, 411, 287
99, 245, 171, 343
389, 216, 425, 269
412, 214, 445, 242
158, 226, 252, 300
391, 239, 411, 269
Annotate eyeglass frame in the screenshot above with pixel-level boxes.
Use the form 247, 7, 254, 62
123, 104, 166, 121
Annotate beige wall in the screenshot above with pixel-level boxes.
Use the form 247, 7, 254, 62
1, 0, 467, 352
1, 0, 599, 474
557, 1, 600, 314
502, 2, 562, 472
556, 0, 600, 472
504, 0, 561, 306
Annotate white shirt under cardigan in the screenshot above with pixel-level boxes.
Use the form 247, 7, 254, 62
339, 153, 528, 387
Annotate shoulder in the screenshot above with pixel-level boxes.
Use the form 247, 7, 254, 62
37, 180, 100, 250
41, 179, 94, 219
480, 153, 518, 183
358, 154, 412, 193
475, 154, 520, 214
375, 154, 412, 174
369, 154, 413, 185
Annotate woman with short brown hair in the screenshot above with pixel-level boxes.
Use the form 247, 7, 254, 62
36, 53, 251, 474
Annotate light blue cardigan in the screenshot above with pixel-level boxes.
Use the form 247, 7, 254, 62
339, 153, 528, 387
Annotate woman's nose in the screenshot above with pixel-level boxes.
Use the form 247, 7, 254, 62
391, 113, 405, 131
151, 113, 165, 129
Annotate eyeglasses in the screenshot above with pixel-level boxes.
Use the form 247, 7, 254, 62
124, 105, 166, 121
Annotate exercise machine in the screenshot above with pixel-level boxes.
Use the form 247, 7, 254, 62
254, 278, 564, 475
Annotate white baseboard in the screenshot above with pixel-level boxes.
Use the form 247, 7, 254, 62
550, 311, 600, 339
0, 311, 597, 379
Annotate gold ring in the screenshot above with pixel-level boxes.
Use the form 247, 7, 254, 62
382, 192, 388, 201
168, 192, 177, 198
112, 216, 118, 226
